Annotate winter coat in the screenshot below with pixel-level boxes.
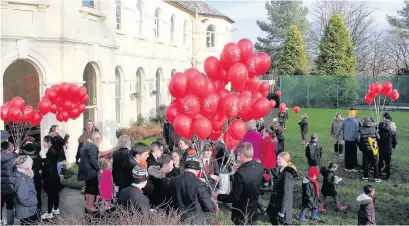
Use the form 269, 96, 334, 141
356, 119, 379, 153
120, 157, 138, 190
218, 160, 264, 225
118, 185, 150, 211
276, 134, 285, 154
239, 130, 262, 159
168, 171, 215, 224
78, 143, 100, 181
13, 171, 38, 219
50, 133, 69, 162
112, 147, 130, 186
320, 167, 338, 197
267, 166, 298, 225
23, 152, 42, 179
147, 153, 162, 168
305, 140, 323, 167
337, 116, 359, 142
259, 136, 277, 170
167, 164, 184, 178
378, 121, 397, 154
100, 170, 113, 201
298, 118, 308, 135
76, 127, 99, 163
331, 118, 345, 144
277, 111, 288, 123
302, 177, 319, 209
147, 165, 172, 207
1, 152, 16, 194
163, 123, 175, 147
42, 146, 62, 193
357, 193, 376, 225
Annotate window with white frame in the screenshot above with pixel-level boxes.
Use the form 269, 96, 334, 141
116, 0, 122, 30
170, 15, 175, 42
82, 0, 94, 8
138, 1, 143, 35
183, 20, 187, 45
115, 68, 121, 124
154, 8, 160, 38
206, 25, 215, 48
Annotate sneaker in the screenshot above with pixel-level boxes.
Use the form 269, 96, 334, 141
338, 154, 343, 157
344, 169, 350, 172
41, 212, 54, 220
52, 209, 60, 215
350, 169, 358, 173
374, 178, 382, 183
362, 177, 369, 181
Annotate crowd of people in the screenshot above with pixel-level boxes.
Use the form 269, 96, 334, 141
0, 108, 398, 225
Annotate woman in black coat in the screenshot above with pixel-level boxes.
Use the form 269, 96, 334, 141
267, 152, 298, 225
112, 135, 131, 189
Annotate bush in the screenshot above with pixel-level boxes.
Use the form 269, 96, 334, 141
151, 105, 167, 124
135, 113, 146, 126
119, 123, 162, 141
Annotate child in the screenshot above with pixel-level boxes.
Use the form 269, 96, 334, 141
277, 108, 289, 130
305, 133, 323, 167
274, 127, 285, 155
298, 113, 309, 145
319, 162, 347, 212
357, 185, 376, 225
300, 167, 320, 222
99, 159, 114, 210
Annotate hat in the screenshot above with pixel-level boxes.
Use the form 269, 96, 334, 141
311, 133, 318, 140
307, 167, 319, 179
132, 165, 148, 182
1, 130, 10, 143
22, 143, 36, 154
348, 109, 357, 117
383, 112, 391, 119
185, 153, 201, 170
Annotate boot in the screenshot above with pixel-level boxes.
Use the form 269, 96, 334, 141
336, 202, 347, 211
318, 203, 325, 212
299, 209, 309, 222
85, 194, 98, 212
311, 209, 320, 220
334, 144, 338, 155
6, 209, 14, 225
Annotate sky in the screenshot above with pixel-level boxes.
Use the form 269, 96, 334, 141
204, 0, 406, 43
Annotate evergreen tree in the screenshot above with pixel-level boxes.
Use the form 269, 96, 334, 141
387, 0, 409, 33
278, 24, 308, 75
315, 14, 356, 76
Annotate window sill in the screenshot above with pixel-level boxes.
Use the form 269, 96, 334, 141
1, 0, 50, 11
206, 47, 217, 51
116, 30, 125, 36
79, 6, 107, 20
154, 39, 164, 44
136, 36, 147, 41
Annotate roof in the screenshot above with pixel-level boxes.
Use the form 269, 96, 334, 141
168, 0, 234, 23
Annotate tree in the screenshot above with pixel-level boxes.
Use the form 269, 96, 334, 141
255, 0, 308, 75
387, 0, 409, 35
278, 24, 308, 75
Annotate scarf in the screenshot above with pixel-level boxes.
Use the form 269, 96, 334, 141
308, 167, 320, 197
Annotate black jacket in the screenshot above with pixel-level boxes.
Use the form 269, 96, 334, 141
23, 152, 43, 179
1, 152, 16, 194
277, 111, 288, 123
378, 121, 397, 154
267, 166, 298, 225
357, 120, 379, 153
51, 134, 69, 162
218, 160, 264, 225
301, 177, 319, 209
118, 186, 150, 211
163, 123, 175, 147
167, 165, 184, 178
76, 127, 99, 163
168, 171, 214, 224
298, 118, 308, 134
148, 167, 172, 208
120, 157, 138, 190
147, 153, 162, 168
78, 143, 100, 181
320, 167, 337, 197
276, 134, 285, 155
112, 147, 130, 186
42, 146, 62, 193
305, 140, 323, 166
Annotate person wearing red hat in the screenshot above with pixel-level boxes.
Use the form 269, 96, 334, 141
300, 167, 321, 222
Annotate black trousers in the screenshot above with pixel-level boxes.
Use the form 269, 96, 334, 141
378, 152, 392, 176
20, 214, 39, 225
1, 192, 16, 214
363, 151, 379, 179
34, 176, 42, 210
85, 177, 99, 196
334, 143, 344, 155
344, 141, 358, 170
46, 189, 60, 213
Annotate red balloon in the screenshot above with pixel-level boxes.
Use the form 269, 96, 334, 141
204, 56, 221, 80
50, 105, 58, 114
68, 84, 79, 98
78, 86, 87, 98
213, 80, 226, 91
78, 104, 86, 113
374, 83, 383, 94
201, 92, 220, 118
51, 84, 61, 94
69, 108, 80, 119
192, 117, 212, 140
270, 100, 276, 108
253, 91, 263, 99
364, 94, 374, 105
228, 63, 248, 92
186, 68, 201, 80
256, 52, 271, 75
204, 79, 215, 93
209, 130, 222, 141
1, 105, 10, 122
30, 111, 42, 126
217, 89, 231, 101
228, 119, 247, 140
169, 72, 188, 98
382, 82, 393, 96
279, 103, 286, 112
8, 106, 22, 123
252, 97, 271, 119
59, 83, 70, 98
173, 114, 193, 139
369, 83, 377, 94
261, 90, 269, 97
188, 73, 207, 98
181, 94, 201, 118
218, 67, 229, 84
21, 105, 35, 122
223, 131, 239, 150
237, 38, 254, 61
38, 98, 52, 115
238, 93, 252, 117
11, 97, 25, 109
45, 89, 58, 103
81, 94, 89, 104
61, 111, 69, 122
62, 100, 73, 110
294, 106, 300, 114
222, 94, 240, 119
390, 90, 400, 101
243, 54, 260, 78
245, 77, 260, 92
56, 112, 63, 122
220, 42, 241, 71
367, 91, 376, 100
165, 102, 181, 124
276, 90, 282, 97
211, 112, 226, 131
259, 82, 270, 93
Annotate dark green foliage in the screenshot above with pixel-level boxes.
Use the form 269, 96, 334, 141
278, 24, 308, 75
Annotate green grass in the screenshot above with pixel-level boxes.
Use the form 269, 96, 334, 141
215, 108, 409, 225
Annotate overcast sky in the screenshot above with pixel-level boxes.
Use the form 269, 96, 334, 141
204, 0, 406, 43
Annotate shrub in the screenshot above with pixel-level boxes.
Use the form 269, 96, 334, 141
151, 105, 167, 124
119, 123, 162, 141
136, 113, 146, 126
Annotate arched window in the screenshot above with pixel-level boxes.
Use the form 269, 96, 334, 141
154, 8, 160, 38
115, 0, 122, 30
170, 15, 175, 42
183, 20, 188, 45
115, 67, 121, 124
155, 69, 161, 109
136, 68, 144, 116
206, 25, 215, 48
170, 69, 176, 100
137, 0, 143, 35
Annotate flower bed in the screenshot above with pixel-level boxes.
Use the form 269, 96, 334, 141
118, 123, 162, 141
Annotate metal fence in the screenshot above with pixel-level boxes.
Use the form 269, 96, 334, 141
279, 75, 409, 109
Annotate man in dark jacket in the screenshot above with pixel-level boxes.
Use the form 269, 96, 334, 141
305, 133, 323, 167
167, 153, 215, 224
356, 117, 381, 182
1, 130, 16, 225
112, 135, 131, 191
147, 141, 164, 168
147, 154, 174, 207
120, 142, 150, 192
337, 109, 359, 172
118, 165, 150, 212
215, 142, 264, 225
378, 118, 397, 180
274, 127, 285, 155
163, 120, 175, 153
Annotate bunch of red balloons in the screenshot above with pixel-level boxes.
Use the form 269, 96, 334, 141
39, 83, 89, 122
364, 81, 400, 105
1, 97, 42, 126
166, 39, 274, 150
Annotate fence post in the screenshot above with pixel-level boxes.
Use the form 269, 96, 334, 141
307, 77, 310, 108
336, 77, 339, 109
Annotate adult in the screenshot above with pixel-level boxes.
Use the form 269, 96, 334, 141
277, 109, 289, 130
356, 117, 381, 182
120, 142, 150, 191
1, 130, 16, 225
40, 136, 63, 219
167, 150, 184, 178
178, 137, 192, 164
330, 113, 345, 156
163, 119, 176, 153
78, 131, 102, 211
336, 108, 359, 172
147, 154, 174, 207
215, 142, 264, 225
112, 135, 132, 191
147, 141, 164, 168
378, 117, 397, 180
167, 153, 215, 224
48, 125, 69, 175
239, 120, 262, 160
266, 152, 298, 225
157, 137, 170, 155
76, 119, 99, 164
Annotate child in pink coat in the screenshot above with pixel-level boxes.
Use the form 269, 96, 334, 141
99, 159, 114, 210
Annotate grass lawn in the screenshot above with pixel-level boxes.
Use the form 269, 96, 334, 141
215, 108, 409, 225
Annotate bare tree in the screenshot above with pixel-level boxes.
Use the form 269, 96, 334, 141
385, 30, 409, 75
308, 0, 376, 73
